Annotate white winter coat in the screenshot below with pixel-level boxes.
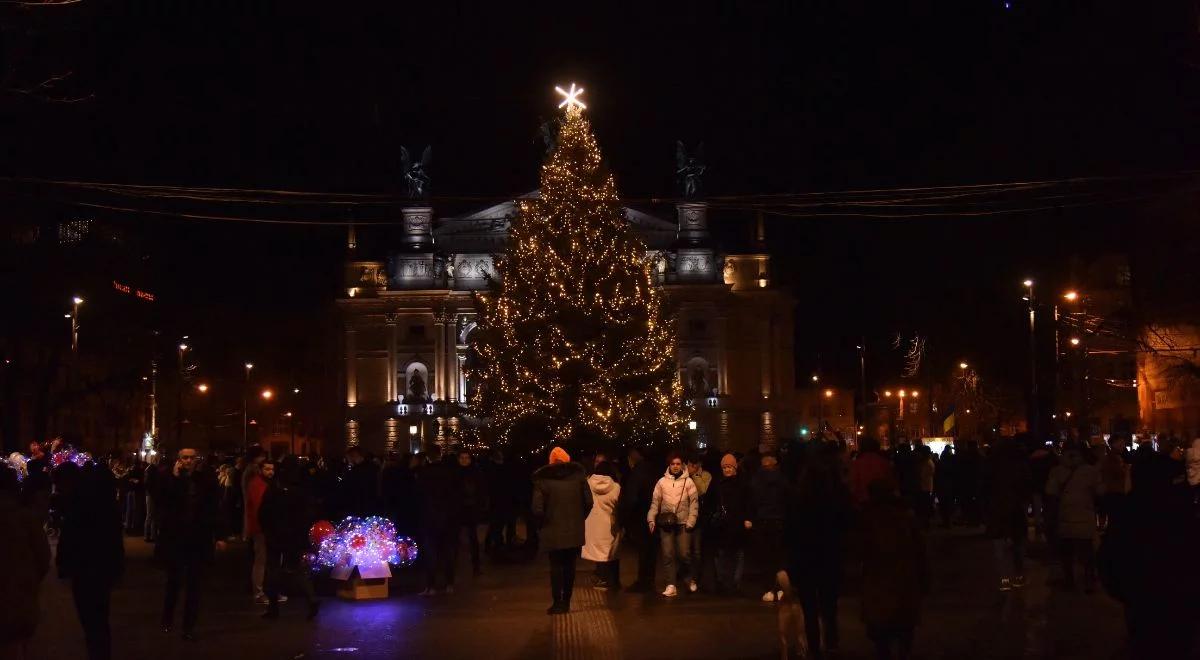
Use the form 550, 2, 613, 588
1187, 438, 1200, 487
582, 475, 622, 562
647, 468, 700, 529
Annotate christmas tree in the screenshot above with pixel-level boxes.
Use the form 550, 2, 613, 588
470, 93, 683, 452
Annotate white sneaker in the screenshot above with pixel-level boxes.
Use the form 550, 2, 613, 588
254, 592, 269, 605
761, 591, 776, 602
688, 580, 698, 593
277, 595, 288, 603
662, 584, 678, 597
776, 590, 785, 601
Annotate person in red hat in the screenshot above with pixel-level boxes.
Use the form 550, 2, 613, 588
532, 446, 592, 614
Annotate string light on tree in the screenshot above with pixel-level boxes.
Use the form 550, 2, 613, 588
468, 85, 683, 452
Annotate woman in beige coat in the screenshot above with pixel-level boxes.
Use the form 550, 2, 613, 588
582, 462, 622, 590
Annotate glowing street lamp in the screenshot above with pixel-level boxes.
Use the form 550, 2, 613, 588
261, 389, 274, 401
70, 296, 83, 352
884, 390, 893, 398
196, 383, 209, 393
1063, 291, 1079, 302
824, 389, 833, 398
811, 374, 819, 382
910, 390, 919, 398
959, 362, 969, 370
1069, 337, 1081, 347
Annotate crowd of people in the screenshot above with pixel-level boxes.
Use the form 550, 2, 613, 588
2, 431, 1199, 659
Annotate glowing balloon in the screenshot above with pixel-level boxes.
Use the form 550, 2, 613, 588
309, 520, 335, 546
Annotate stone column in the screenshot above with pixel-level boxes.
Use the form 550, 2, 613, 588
401, 206, 433, 248
760, 316, 773, 400
715, 314, 729, 395
676, 201, 709, 244
344, 324, 358, 408
385, 313, 398, 402
444, 315, 460, 402
433, 313, 446, 401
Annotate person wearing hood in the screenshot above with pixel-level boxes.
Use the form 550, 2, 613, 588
648, 452, 700, 597
533, 447, 593, 614
1046, 445, 1103, 592
582, 461, 622, 590
749, 451, 791, 602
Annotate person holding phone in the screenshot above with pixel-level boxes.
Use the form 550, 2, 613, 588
156, 448, 226, 641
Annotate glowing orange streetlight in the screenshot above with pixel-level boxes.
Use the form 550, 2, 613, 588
261, 389, 274, 401
196, 383, 209, 393
824, 389, 833, 398
910, 390, 919, 398
1063, 291, 1079, 302
884, 390, 893, 398
1069, 337, 1081, 347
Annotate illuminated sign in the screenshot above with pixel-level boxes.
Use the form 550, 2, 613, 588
112, 280, 155, 302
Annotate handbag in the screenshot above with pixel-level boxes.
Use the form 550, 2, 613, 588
655, 511, 679, 528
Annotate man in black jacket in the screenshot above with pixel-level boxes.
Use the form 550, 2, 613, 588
618, 447, 657, 592
156, 448, 225, 641
259, 457, 319, 621
417, 447, 458, 595
533, 446, 592, 614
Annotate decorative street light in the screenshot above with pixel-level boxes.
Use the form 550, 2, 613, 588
196, 383, 209, 393
70, 296, 83, 352
243, 362, 254, 450
261, 389, 274, 400
176, 342, 190, 446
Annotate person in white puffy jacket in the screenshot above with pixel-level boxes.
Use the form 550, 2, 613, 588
582, 461, 622, 590
647, 452, 699, 597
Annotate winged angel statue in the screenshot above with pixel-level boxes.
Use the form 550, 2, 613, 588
400, 145, 432, 200
675, 141, 706, 199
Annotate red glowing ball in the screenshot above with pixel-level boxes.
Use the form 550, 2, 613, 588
308, 520, 335, 547
349, 534, 367, 550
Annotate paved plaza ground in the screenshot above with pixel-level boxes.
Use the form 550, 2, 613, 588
30, 526, 1127, 660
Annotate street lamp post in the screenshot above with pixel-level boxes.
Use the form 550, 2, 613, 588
242, 362, 254, 451
176, 343, 189, 448
70, 296, 83, 353
857, 342, 867, 437
1024, 279, 1039, 441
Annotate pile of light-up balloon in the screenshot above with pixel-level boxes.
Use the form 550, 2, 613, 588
51, 448, 93, 469
308, 516, 418, 572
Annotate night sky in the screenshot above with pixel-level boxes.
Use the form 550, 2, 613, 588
4, 1, 1199, 394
